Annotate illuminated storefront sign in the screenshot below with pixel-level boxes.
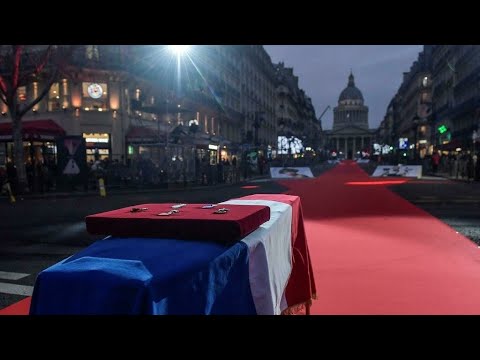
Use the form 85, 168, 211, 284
83, 133, 109, 143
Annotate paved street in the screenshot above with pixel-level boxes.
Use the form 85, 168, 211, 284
358, 163, 480, 246
389, 181, 480, 245
1, 164, 480, 310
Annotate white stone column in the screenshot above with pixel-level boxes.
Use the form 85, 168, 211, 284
353, 137, 356, 156
344, 137, 348, 157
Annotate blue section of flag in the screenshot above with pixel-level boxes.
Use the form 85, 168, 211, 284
30, 237, 256, 315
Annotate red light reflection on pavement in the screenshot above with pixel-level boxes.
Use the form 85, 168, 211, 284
346, 180, 408, 186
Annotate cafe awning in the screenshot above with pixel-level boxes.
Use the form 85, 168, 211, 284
0, 119, 66, 141
126, 126, 160, 143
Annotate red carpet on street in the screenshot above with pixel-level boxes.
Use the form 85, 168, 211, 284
279, 160, 480, 314
2, 160, 480, 315
0, 297, 31, 315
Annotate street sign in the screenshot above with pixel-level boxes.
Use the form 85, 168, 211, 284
56, 136, 87, 191
62, 138, 82, 175
399, 138, 409, 150
63, 158, 80, 175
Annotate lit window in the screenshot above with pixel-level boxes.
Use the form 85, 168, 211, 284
48, 83, 61, 111
61, 79, 69, 108
61, 79, 69, 95
422, 76, 429, 87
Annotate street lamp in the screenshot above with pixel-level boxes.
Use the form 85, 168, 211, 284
412, 115, 420, 163
167, 46, 191, 99
168, 45, 190, 56
278, 121, 287, 167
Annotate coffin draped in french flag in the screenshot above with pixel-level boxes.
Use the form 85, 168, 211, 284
30, 194, 316, 315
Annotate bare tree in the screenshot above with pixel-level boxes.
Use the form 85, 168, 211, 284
0, 45, 74, 193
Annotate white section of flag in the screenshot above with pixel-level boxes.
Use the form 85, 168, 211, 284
220, 199, 292, 315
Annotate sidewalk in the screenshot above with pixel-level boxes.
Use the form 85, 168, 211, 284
3, 175, 271, 201
430, 171, 480, 183
360, 163, 479, 184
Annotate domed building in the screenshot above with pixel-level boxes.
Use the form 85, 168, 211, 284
325, 72, 374, 159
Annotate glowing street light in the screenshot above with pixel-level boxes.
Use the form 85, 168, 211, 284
167, 46, 191, 98
168, 45, 190, 56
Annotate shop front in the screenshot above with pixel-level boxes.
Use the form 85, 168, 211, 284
83, 133, 111, 163
208, 144, 219, 165
125, 126, 165, 166
0, 119, 65, 167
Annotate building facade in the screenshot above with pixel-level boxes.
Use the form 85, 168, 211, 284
431, 45, 480, 152
380, 45, 480, 161
0, 45, 131, 168
274, 62, 321, 158
392, 47, 433, 160
0, 45, 319, 184
325, 72, 373, 159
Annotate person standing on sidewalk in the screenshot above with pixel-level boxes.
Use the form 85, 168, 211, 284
474, 152, 479, 181
6, 161, 17, 195
231, 156, 238, 183
431, 151, 440, 174
1, 165, 16, 203
0, 166, 7, 195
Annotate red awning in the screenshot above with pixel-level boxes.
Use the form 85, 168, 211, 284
0, 119, 66, 140
126, 126, 160, 143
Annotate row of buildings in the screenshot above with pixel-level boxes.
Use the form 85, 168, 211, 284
0, 45, 322, 179
376, 45, 480, 161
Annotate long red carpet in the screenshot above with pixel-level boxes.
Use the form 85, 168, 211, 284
3, 160, 480, 315
0, 297, 31, 315
279, 161, 480, 314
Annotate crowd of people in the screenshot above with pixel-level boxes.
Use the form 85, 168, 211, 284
85, 154, 247, 189
0, 158, 56, 196
371, 149, 480, 181
429, 151, 479, 181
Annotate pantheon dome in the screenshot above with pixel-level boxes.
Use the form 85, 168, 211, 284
324, 71, 373, 159
338, 73, 364, 104
333, 72, 369, 130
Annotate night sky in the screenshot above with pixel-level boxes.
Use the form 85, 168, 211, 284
264, 45, 423, 130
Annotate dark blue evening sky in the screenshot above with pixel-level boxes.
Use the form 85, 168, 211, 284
264, 45, 423, 130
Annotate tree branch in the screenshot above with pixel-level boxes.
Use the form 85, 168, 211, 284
0, 92, 7, 107
18, 45, 54, 87
0, 45, 8, 71
0, 74, 8, 97
33, 45, 53, 75
11, 45, 23, 91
